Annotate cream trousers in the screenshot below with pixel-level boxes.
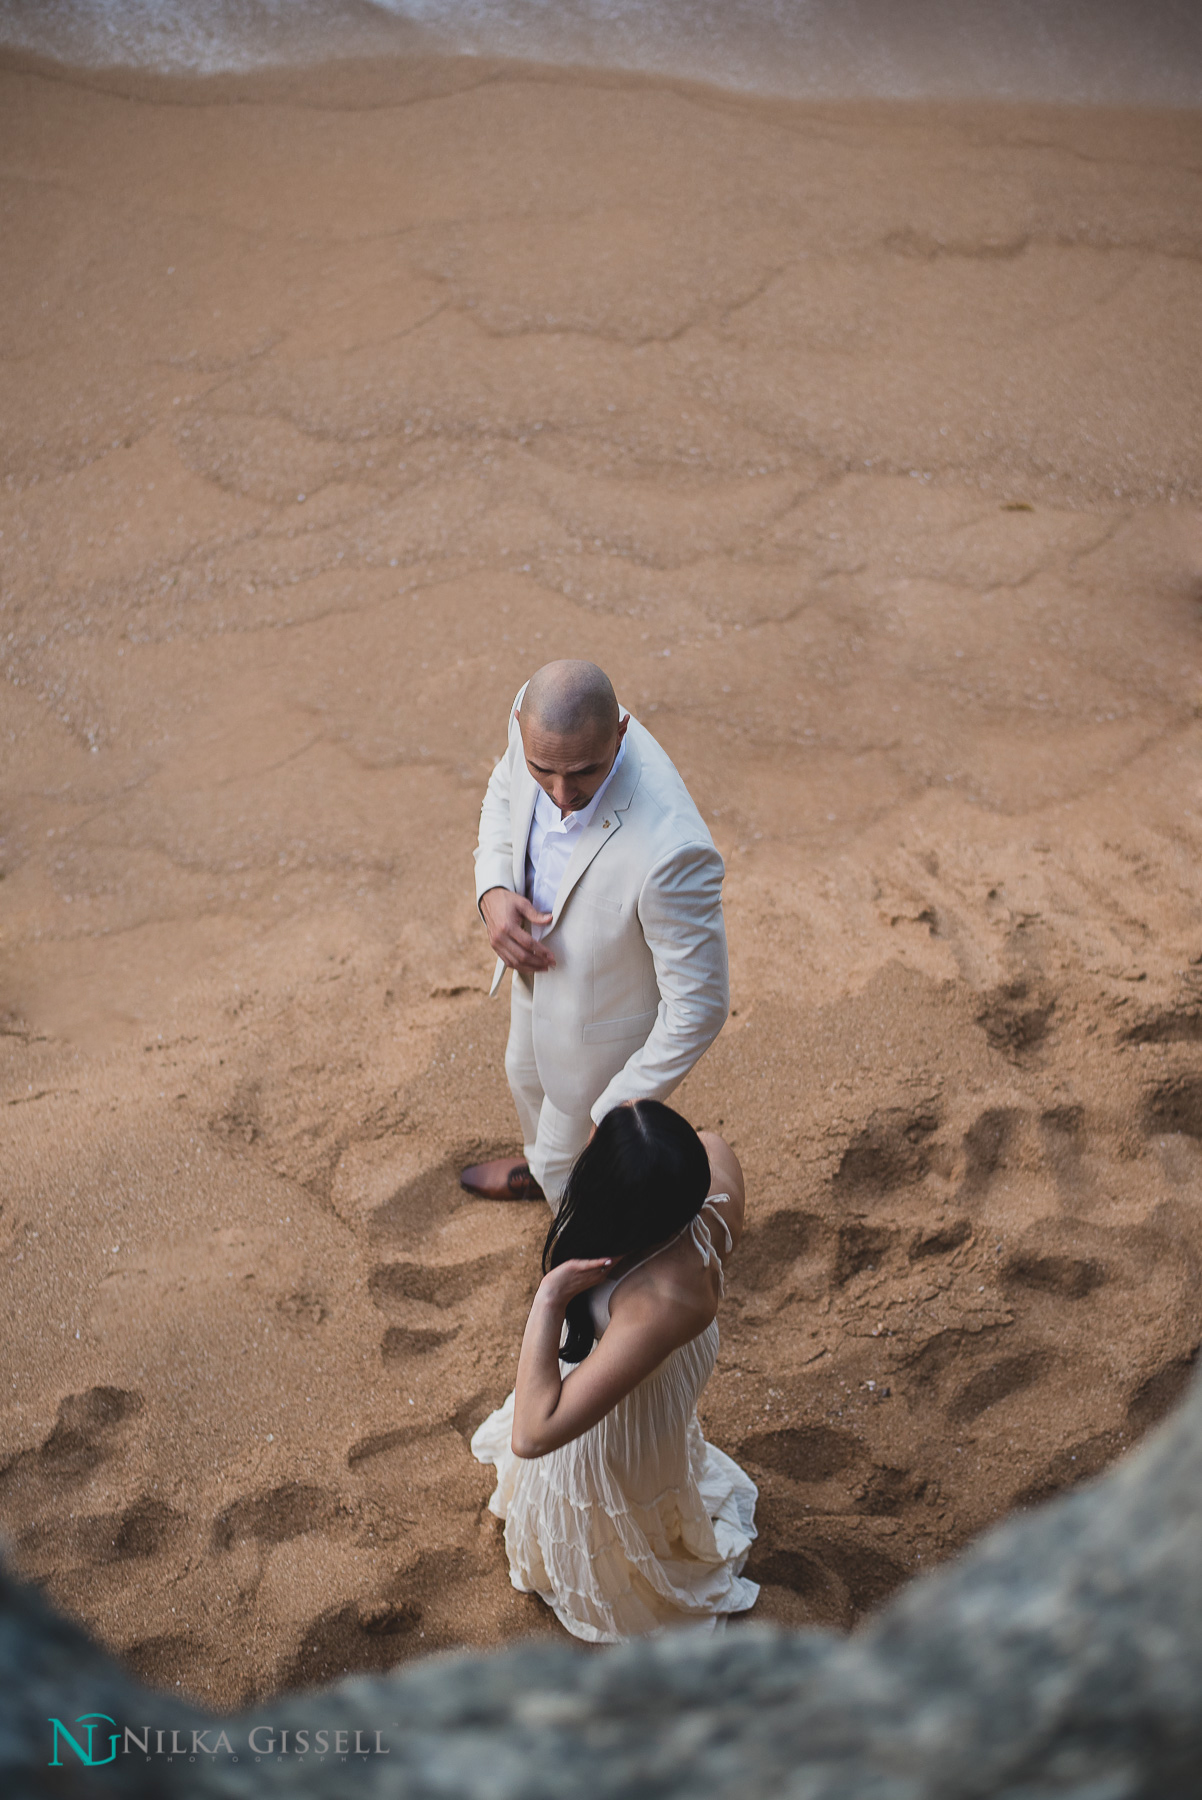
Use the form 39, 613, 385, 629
504, 971, 594, 1210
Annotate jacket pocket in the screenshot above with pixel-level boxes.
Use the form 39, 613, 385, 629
582, 1008, 659, 1045
579, 891, 623, 914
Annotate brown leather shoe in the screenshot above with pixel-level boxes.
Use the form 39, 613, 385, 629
459, 1157, 546, 1202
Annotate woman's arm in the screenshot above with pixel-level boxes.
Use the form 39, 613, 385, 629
510, 1261, 704, 1459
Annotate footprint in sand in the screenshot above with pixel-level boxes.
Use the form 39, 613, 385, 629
346, 1425, 430, 1468
946, 1350, 1057, 1426
909, 1218, 972, 1260
18, 1495, 184, 1576
904, 1326, 1058, 1428
1013, 1432, 1125, 1508
381, 1325, 460, 1360
1003, 1249, 1109, 1301
121, 1632, 201, 1695
832, 1105, 942, 1198
739, 1423, 861, 1484
959, 1105, 1023, 1198
833, 1222, 899, 1287
734, 1211, 828, 1286
368, 1250, 519, 1311
975, 977, 1057, 1060
852, 1465, 931, 1517
283, 1547, 473, 1688
1120, 1007, 1202, 1047
369, 1249, 530, 1368
0, 1385, 144, 1500
281, 1598, 424, 1688
744, 1534, 907, 1628
740, 1546, 844, 1624
1144, 1074, 1202, 1138
211, 1482, 342, 1551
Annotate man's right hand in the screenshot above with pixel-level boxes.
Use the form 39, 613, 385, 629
480, 888, 556, 973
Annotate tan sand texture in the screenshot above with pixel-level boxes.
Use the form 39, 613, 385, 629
1, 50, 1201, 1706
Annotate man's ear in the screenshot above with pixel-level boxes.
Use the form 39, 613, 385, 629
616, 713, 630, 740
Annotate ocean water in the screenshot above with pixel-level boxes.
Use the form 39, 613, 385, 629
0, 0, 1199, 104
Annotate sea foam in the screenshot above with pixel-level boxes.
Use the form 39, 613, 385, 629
0, 0, 1199, 104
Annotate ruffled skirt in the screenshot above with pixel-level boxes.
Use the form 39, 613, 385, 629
470, 1322, 759, 1643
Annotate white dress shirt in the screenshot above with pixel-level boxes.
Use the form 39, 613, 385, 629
524, 735, 626, 938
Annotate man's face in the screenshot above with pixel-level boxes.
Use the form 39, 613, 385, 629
516, 710, 628, 816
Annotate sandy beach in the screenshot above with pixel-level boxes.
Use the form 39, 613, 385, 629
1, 46, 1201, 1706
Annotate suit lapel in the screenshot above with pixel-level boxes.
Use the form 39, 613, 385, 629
547, 735, 641, 933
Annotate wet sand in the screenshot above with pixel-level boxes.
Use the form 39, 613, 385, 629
1, 49, 1201, 1705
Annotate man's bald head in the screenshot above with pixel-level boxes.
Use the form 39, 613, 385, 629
516, 661, 628, 817
521, 661, 619, 739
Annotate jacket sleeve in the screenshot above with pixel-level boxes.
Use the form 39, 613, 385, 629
590, 840, 729, 1121
473, 690, 525, 905
474, 742, 517, 905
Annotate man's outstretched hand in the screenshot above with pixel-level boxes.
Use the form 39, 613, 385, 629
481, 887, 556, 973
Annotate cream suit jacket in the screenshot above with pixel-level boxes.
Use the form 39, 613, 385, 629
473, 690, 729, 1124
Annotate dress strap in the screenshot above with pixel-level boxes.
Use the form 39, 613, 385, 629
688, 1196, 732, 1294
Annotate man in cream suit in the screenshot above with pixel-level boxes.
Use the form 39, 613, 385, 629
461, 660, 728, 1207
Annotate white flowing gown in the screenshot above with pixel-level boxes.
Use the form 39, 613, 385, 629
470, 1198, 759, 1643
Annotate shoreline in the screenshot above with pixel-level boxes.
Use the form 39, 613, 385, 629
3, 40, 1201, 121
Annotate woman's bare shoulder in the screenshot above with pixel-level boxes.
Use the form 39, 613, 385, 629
697, 1131, 745, 1248
698, 1130, 743, 1198
606, 1254, 716, 1347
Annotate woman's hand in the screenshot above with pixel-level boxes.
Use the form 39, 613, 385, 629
535, 1257, 615, 1312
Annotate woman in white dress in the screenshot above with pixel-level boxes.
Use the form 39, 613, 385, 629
471, 1099, 758, 1643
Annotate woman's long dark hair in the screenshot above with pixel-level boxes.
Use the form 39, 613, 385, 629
544, 1100, 711, 1363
